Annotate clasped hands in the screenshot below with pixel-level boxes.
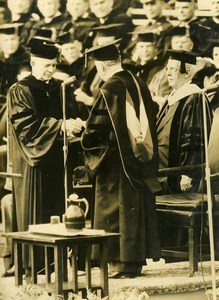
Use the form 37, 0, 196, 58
180, 175, 193, 192
61, 118, 86, 137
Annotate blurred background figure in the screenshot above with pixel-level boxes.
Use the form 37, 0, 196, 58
0, 23, 29, 96
75, 23, 124, 107
65, 0, 96, 49
23, 0, 72, 44
123, 32, 162, 86
54, 31, 85, 84
5, 0, 35, 23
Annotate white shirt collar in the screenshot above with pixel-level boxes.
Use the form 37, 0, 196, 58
167, 82, 201, 106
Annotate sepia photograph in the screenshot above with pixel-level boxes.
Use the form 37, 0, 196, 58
0, 0, 219, 299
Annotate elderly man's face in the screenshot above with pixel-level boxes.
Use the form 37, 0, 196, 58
171, 35, 193, 51
134, 41, 157, 64
175, 1, 195, 21
210, 0, 219, 17
7, 0, 33, 14
165, 59, 186, 89
31, 56, 57, 81
142, 0, 163, 20
66, 0, 89, 20
61, 41, 82, 64
0, 34, 20, 57
89, 0, 113, 18
37, 0, 60, 18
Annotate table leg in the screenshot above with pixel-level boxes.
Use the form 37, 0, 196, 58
71, 246, 78, 294
63, 247, 68, 282
85, 244, 92, 290
99, 240, 109, 297
14, 241, 23, 286
30, 245, 37, 283
54, 245, 63, 296
45, 247, 51, 283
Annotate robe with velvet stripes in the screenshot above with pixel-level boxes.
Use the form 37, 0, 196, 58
81, 70, 161, 264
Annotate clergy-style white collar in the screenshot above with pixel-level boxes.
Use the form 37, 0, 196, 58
167, 82, 201, 106
44, 11, 61, 23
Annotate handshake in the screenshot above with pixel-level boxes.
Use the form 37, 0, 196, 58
61, 117, 86, 137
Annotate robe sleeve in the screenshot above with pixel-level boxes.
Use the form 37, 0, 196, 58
7, 83, 63, 166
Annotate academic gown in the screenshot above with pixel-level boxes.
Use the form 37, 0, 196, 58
157, 83, 213, 193
7, 75, 83, 267
0, 46, 30, 96
81, 70, 161, 266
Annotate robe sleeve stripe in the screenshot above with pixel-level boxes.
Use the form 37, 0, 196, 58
88, 124, 112, 130
92, 109, 108, 116
11, 109, 35, 123
13, 114, 38, 135
22, 120, 43, 145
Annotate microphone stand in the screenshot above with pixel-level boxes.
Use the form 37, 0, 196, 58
202, 91, 217, 300
61, 76, 76, 212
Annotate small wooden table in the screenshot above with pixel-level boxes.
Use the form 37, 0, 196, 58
7, 229, 119, 299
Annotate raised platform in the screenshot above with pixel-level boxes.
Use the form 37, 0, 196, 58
1, 257, 219, 299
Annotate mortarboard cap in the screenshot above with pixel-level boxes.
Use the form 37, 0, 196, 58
175, 0, 194, 2
140, 0, 161, 4
133, 32, 157, 43
57, 31, 75, 45
0, 23, 24, 35
84, 39, 121, 61
166, 49, 196, 64
166, 49, 196, 73
26, 38, 60, 59
0, 0, 6, 8
90, 23, 124, 38
34, 28, 54, 40
166, 26, 189, 37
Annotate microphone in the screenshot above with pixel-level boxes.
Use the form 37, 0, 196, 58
61, 76, 76, 87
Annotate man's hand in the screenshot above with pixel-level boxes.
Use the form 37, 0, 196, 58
61, 118, 86, 136
180, 175, 193, 192
74, 88, 94, 106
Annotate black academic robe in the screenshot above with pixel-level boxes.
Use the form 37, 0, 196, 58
0, 46, 30, 96
7, 75, 86, 229
157, 84, 213, 193
81, 70, 161, 264
191, 17, 219, 56
22, 14, 72, 44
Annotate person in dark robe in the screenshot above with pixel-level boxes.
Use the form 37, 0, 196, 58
22, 0, 72, 44
156, 50, 213, 195
123, 32, 163, 85
7, 37, 85, 275
192, 39, 219, 112
64, 0, 97, 50
156, 50, 213, 249
0, 23, 30, 96
4, 0, 36, 23
75, 24, 125, 108
81, 40, 161, 278
128, 0, 172, 59
54, 31, 85, 86
88, 0, 134, 49
149, 26, 195, 110
190, 0, 219, 57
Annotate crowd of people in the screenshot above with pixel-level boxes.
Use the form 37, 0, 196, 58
0, 0, 219, 281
